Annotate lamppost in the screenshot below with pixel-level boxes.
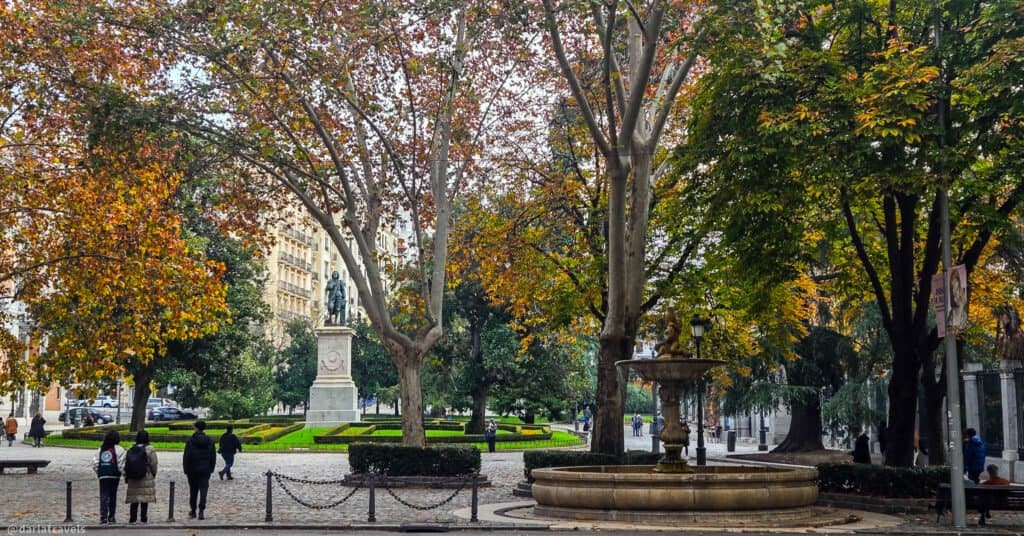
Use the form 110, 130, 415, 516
691, 315, 708, 466
115, 374, 123, 425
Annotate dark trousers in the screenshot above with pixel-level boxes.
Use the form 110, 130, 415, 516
129, 502, 149, 523
485, 437, 496, 453
187, 474, 210, 514
99, 478, 119, 522
220, 453, 235, 477
968, 470, 982, 484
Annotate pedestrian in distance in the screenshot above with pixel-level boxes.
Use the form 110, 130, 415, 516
218, 425, 243, 480
849, 426, 871, 464
963, 427, 987, 484
681, 420, 691, 456
5, 412, 18, 446
92, 429, 126, 524
484, 419, 498, 453
183, 420, 217, 520
124, 430, 158, 524
29, 412, 45, 447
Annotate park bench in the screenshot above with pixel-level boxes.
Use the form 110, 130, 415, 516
935, 483, 1024, 525
0, 459, 51, 474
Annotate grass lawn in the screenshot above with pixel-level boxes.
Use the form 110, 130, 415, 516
43, 427, 583, 451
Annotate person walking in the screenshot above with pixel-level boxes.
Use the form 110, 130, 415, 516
963, 428, 987, 483
92, 430, 126, 524
850, 426, 871, 464
217, 425, 242, 480
5, 412, 19, 446
183, 420, 216, 520
681, 420, 691, 456
124, 430, 158, 524
29, 412, 46, 447
484, 420, 498, 453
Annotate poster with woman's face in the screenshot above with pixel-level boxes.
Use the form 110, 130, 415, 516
946, 265, 968, 334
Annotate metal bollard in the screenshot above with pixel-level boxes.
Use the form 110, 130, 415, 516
367, 472, 376, 522
167, 481, 176, 522
64, 481, 73, 522
265, 471, 274, 522
470, 472, 479, 522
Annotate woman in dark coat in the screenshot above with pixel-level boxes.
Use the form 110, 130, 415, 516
29, 412, 46, 447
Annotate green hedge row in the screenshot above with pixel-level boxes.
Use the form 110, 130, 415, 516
165, 420, 257, 431
314, 430, 552, 444
349, 444, 480, 476
816, 463, 950, 498
249, 415, 304, 424
522, 450, 662, 481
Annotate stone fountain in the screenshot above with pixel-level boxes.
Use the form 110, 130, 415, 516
530, 309, 824, 525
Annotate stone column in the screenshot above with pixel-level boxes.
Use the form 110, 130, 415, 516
963, 363, 983, 433
1000, 361, 1022, 461
305, 325, 360, 427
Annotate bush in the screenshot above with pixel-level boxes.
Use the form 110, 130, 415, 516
625, 383, 653, 414
348, 444, 480, 476
522, 449, 665, 481
816, 463, 949, 498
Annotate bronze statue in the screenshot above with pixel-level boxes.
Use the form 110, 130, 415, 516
655, 308, 687, 358
325, 270, 346, 325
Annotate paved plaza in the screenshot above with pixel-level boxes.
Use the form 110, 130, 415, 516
1, 425, 1022, 532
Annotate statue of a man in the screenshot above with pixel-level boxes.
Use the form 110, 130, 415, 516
325, 271, 346, 325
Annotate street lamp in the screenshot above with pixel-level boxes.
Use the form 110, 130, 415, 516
690, 315, 708, 466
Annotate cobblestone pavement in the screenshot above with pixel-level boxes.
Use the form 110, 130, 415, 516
1, 441, 523, 526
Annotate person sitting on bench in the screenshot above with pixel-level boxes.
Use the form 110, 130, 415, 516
978, 464, 1012, 524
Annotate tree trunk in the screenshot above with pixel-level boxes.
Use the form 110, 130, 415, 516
592, 334, 630, 456
129, 364, 154, 433
396, 358, 425, 447
883, 346, 920, 466
467, 384, 489, 435
772, 397, 824, 452
924, 386, 946, 465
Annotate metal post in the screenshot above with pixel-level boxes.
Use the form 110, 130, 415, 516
167, 481, 176, 522
695, 335, 707, 466
932, 1, 965, 528
758, 412, 768, 451
264, 471, 273, 522
64, 481, 73, 522
367, 473, 376, 522
470, 472, 479, 522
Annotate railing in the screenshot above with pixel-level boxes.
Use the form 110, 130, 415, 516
280, 227, 315, 246
279, 252, 313, 272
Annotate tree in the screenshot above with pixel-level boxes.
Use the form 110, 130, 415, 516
350, 320, 398, 416
140, 0, 539, 446
274, 319, 318, 415
679, 0, 1024, 465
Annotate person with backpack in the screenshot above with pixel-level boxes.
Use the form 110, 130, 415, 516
182, 420, 216, 520
92, 429, 126, 524
217, 425, 242, 480
124, 430, 158, 524
484, 420, 498, 453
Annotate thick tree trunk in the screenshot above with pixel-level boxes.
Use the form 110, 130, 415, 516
884, 346, 920, 466
130, 365, 153, 433
592, 334, 630, 456
396, 358, 425, 447
924, 385, 946, 466
772, 398, 824, 452
468, 384, 489, 435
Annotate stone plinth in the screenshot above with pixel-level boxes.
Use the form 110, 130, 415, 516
305, 325, 359, 428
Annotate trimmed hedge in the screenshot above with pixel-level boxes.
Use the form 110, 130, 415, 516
522, 450, 662, 481
166, 420, 257, 431
349, 444, 480, 476
816, 462, 950, 498
249, 415, 304, 424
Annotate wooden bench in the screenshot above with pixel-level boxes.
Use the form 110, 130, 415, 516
935, 483, 1024, 525
0, 459, 51, 474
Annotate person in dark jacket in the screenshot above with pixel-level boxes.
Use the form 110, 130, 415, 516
850, 426, 871, 464
183, 420, 216, 520
29, 412, 46, 447
963, 428, 987, 483
92, 430, 126, 524
217, 425, 243, 480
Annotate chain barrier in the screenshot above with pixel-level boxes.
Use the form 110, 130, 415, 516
379, 473, 473, 511
271, 472, 363, 510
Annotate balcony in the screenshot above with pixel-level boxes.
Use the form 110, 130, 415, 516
280, 227, 315, 246
279, 252, 313, 272
279, 281, 312, 299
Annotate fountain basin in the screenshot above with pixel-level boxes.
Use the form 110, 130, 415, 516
531, 465, 818, 511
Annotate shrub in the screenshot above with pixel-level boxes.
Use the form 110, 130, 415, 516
522, 449, 664, 481
816, 463, 949, 498
348, 444, 480, 476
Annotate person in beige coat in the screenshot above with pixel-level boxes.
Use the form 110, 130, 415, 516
124, 430, 158, 524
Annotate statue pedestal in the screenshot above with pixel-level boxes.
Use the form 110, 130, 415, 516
305, 325, 360, 428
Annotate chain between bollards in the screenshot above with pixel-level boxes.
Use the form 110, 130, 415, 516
265, 470, 274, 522
367, 472, 376, 522
167, 481, 176, 522
470, 471, 479, 522
64, 481, 73, 522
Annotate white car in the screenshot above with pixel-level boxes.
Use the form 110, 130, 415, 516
90, 395, 117, 408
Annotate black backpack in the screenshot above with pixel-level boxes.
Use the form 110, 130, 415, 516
124, 445, 148, 479
97, 447, 120, 477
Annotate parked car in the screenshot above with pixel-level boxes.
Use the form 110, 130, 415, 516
148, 406, 197, 421
89, 395, 117, 408
146, 397, 174, 409
60, 407, 113, 425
